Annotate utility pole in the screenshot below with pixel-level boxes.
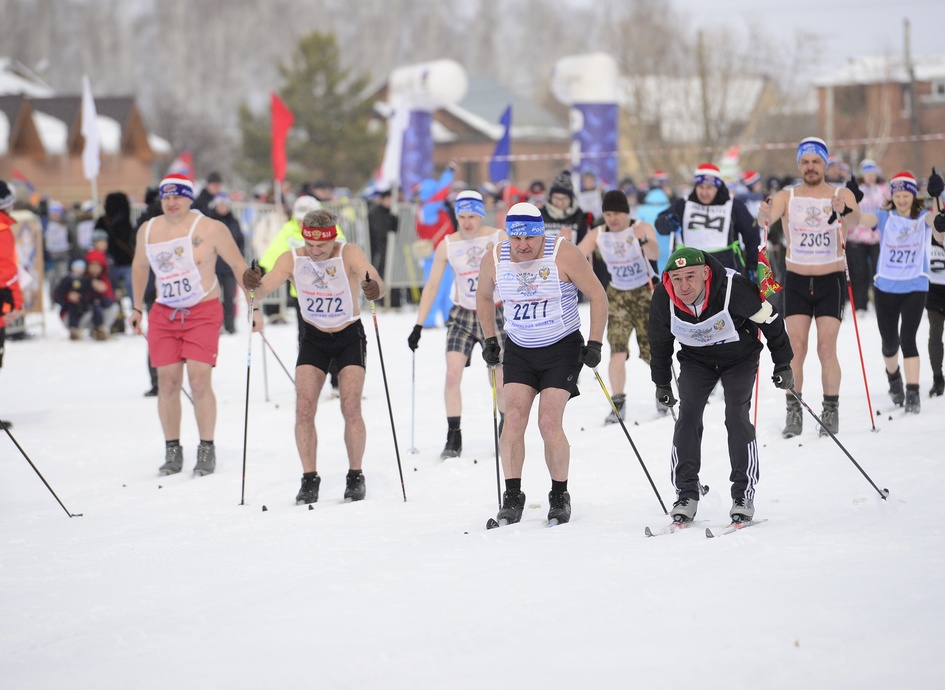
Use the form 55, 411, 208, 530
904, 18, 924, 172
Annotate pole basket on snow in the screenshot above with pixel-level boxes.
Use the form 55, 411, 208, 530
788, 388, 889, 500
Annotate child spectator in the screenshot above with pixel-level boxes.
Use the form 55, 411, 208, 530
84, 249, 119, 339
53, 259, 91, 340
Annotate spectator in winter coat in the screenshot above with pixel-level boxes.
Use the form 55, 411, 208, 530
209, 193, 246, 334
1, 179, 24, 427
97, 192, 136, 308
83, 250, 120, 339
53, 259, 92, 340
648, 248, 793, 526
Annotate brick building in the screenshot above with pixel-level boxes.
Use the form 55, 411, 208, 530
815, 54, 945, 178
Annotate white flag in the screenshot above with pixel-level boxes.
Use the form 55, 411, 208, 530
81, 75, 100, 181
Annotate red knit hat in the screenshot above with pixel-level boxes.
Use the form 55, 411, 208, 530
890, 171, 917, 196
694, 163, 722, 187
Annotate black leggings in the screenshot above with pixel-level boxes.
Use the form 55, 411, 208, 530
874, 288, 927, 358
928, 308, 944, 377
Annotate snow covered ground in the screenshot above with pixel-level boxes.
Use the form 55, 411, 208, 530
2, 298, 943, 689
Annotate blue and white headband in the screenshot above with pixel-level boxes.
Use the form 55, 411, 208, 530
797, 137, 829, 166
505, 202, 545, 236
454, 191, 485, 218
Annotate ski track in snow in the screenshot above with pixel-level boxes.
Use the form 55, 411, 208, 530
1, 301, 943, 689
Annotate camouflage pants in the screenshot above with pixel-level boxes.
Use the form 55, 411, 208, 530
606, 283, 652, 362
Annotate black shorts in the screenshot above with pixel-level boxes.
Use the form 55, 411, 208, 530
502, 330, 583, 397
297, 320, 367, 374
783, 271, 846, 320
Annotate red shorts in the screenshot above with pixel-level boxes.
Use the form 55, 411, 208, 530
147, 299, 223, 367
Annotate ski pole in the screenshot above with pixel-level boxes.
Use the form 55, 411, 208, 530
2, 421, 82, 517
240, 275, 256, 506
367, 277, 407, 501
490, 366, 502, 509
408, 351, 419, 453
261, 325, 270, 402
839, 233, 877, 432
593, 369, 667, 514
259, 330, 295, 385
788, 387, 889, 500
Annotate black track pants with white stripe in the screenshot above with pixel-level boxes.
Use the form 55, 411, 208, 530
670, 356, 759, 502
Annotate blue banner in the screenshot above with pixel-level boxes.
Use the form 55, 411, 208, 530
400, 110, 434, 201
488, 105, 512, 184
572, 103, 618, 187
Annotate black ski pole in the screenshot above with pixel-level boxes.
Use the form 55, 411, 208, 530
490, 366, 502, 509
788, 387, 889, 500
259, 330, 295, 385
240, 279, 256, 506
367, 280, 407, 501
2, 421, 82, 517
593, 369, 668, 514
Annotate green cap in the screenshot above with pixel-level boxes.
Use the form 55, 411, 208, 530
663, 247, 706, 273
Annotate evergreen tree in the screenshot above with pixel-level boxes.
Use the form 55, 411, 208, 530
236, 30, 384, 191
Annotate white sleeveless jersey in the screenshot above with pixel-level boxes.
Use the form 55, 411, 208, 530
494, 236, 579, 348
681, 199, 734, 252
145, 213, 208, 309
875, 212, 931, 283
293, 242, 358, 330
786, 187, 842, 266
670, 268, 740, 347
597, 227, 651, 291
446, 230, 500, 310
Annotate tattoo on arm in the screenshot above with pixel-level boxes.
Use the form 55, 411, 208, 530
192, 235, 203, 248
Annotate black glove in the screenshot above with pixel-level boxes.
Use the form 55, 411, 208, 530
0, 287, 13, 313
482, 337, 501, 366
928, 167, 944, 199
580, 340, 603, 369
655, 385, 677, 408
935, 211, 945, 234
407, 325, 422, 351
846, 177, 864, 203
772, 364, 794, 390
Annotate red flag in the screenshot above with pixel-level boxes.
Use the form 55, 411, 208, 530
756, 248, 783, 299
271, 93, 294, 182
165, 149, 194, 180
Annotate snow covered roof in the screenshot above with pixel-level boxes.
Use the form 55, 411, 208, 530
0, 57, 54, 98
0, 111, 8, 156
815, 54, 945, 87
31, 109, 69, 155
445, 75, 569, 141
619, 75, 766, 144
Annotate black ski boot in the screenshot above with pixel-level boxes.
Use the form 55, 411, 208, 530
296, 473, 320, 505
888, 368, 905, 406
904, 385, 921, 414
930, 375, 944, 398
344, 472, 366, 502
440, 428, 462, 459
495, 490, 526, 525
547, 490, 572, 524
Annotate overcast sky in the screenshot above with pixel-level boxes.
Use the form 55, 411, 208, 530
676, 0, 940, 76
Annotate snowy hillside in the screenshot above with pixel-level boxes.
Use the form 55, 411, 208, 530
1, 300, 942, 689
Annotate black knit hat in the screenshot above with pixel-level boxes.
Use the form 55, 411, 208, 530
601, 189, 630, 214
549, 170, 574, 200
